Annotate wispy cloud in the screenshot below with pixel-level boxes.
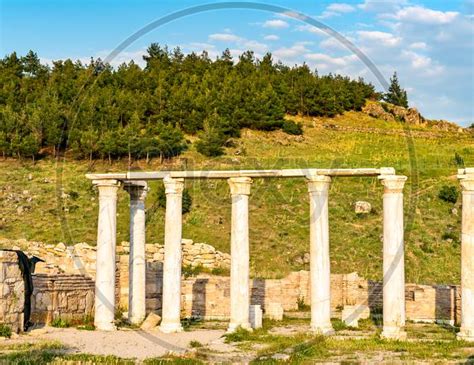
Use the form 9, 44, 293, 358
262, 19, 289, 29
209, 33, 241, 42
357, 31, 401, 47
383, 6, 459, 24
263, 35, 279, 41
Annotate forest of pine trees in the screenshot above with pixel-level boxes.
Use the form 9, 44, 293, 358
0, 44, 378, 161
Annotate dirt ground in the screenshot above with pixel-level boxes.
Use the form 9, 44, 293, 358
4, 327, 225, 360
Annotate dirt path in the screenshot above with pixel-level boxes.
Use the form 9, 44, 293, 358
6, 327, 225, 360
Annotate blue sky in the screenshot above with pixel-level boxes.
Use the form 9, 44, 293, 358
1, 0, 473, 126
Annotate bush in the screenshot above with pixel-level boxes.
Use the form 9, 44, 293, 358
51, 317, 70, 328
454, 152, 464, 167
224, 326, 253, 343
282, 120, 303, 135
189, 340, 203, 348
438, 185, 459, 204
182, 265, 204, 278
0, 324, 12, 338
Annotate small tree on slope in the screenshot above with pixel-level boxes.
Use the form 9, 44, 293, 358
384, 72, 409, 108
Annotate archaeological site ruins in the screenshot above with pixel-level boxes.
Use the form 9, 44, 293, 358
1, 167, 473, 342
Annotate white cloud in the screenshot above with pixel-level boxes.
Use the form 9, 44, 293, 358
209, 33, 241, 42
273, 42, 309, 61
401, 50, 444, 76
243, 40, 268, 53
263, 34, 279, 41
262, 19, 289, 29
320, 37, 351, 51
304, 53, 357, 67
357, 30, 401, 47
358, 0, 407, 12
387, 6, 459, 24
327, 3, 356, 13
409, 42, 428, 50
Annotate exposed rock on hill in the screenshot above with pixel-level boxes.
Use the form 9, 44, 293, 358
362, 101, 464, 133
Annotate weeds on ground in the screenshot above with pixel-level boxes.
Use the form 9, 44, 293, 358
0, 324, 12, 338
50, 317, 70, 328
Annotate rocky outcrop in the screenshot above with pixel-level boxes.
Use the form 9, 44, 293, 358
362, 101, 463, 132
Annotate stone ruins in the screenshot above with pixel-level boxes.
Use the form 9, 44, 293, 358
0, 167, 473, 343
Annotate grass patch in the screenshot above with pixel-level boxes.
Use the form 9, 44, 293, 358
189, 340, 203, 348
50, 317, 70, 328
0, 324, 12, 338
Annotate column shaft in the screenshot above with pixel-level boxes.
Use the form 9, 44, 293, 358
458, 174, 474, 342
124, 182, 147, 325
93, 179, 120, 331
307, 175, 334, 335
380, 175, 407, 340
227, 177, 252, 332
160, 178, 184, 333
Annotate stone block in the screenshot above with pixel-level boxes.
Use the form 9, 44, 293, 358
140, 311, 161, 330
249, 305, 262, 329
265, 302, 284, 321
341, 305, 370, 328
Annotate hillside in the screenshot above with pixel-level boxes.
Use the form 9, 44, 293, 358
0, 107, 472, 284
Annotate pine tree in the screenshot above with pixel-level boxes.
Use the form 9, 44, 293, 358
384, 72, 408, 108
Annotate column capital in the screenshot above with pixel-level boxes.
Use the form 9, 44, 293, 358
379, 175, 407, 194
306, 175, 331, 193
458, 174, 474, 192
163, 177, 184, 195
92, 179, 121, 197
228, 177, 252, 196
124, 181, 148, 201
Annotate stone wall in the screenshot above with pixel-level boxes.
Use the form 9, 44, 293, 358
1, 238, 230, 277
0, 240, 462, 326
31, 274, 95, 324
0, 251, 24, 333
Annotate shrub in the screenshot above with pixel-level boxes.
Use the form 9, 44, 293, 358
182, 265, 204, 278
0, 324, 12, 338
442, 227, 460, 244
331, 318, 348, 331
224, 326, 253, 343
189, 340, 203, 348
51, 317, 70, 328
454, 152, 464, 167
282, 120, 303, 135
297, 296, 310, 311
438, 185, 459, 204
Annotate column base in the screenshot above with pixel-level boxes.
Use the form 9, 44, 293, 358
457, 328, 474, 342
310, 324, 335, 336
129, 316, 145, 325
160, 322, 183, 334
381, 326, 407, 340
94, 322, 116, 331
227, 322, 252, 333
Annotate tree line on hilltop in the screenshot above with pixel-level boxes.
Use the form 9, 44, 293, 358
0, 44, 381, 161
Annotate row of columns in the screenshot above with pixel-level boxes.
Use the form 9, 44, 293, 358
90, 172, 473, 342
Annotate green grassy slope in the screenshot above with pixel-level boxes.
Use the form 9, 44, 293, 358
0, 111, 472, 283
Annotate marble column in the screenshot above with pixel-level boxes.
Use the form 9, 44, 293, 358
379, 175, 407, 340
93, 179, 121, 331
227, 177, 252, 332
160, 177, 184, 333
307, 175, 334, 335
458, 171, 474, 342
124, 181, 148, 325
